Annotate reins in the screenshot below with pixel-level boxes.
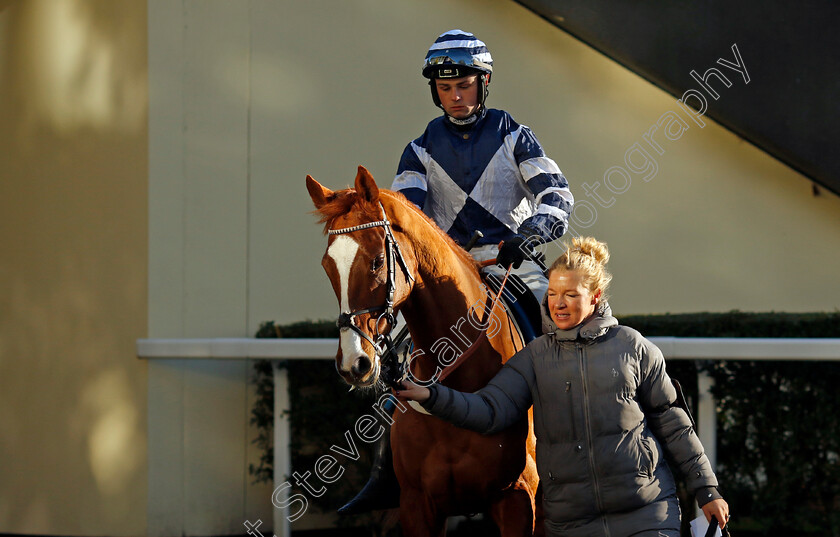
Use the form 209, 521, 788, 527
431, 264, 513, 383
404, 262, 513, 416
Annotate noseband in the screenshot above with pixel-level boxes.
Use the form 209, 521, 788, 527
328, 202, 414, 358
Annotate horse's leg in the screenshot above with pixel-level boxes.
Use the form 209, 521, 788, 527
399, 507, 446, 537
533, 482, 545, 537
399, 488, 446, 537
489, 475, 537, 537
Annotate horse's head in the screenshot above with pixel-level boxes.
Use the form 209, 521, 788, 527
306, 166, 417, 388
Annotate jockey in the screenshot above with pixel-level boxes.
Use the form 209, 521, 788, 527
338, 29, 575, 516
392, 29, 574, 304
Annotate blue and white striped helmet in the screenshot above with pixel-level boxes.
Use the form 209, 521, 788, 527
422, 29, 493, 79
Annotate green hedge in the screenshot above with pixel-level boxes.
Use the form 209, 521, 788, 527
619, 311, 840, 338
251, 313, 840, 536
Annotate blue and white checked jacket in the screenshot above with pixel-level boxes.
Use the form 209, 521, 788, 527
392, 108, 574, 247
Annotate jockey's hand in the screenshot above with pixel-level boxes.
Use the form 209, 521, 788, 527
497, 235, 533, 269
702, 498, 730, 529
394, 380, 430, 402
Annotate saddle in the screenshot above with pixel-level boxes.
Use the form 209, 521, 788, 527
481, 272, 542, 345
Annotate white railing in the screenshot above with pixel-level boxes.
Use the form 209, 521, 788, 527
137, 337, 840, 536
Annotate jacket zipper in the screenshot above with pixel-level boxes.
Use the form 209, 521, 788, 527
565, 381, 577, 440
578, 344, 609, 536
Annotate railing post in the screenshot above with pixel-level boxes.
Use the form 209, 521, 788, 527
697, 369, 717, 470
273, 363, 291, 537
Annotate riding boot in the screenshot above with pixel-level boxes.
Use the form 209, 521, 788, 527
337, 419, 400, 515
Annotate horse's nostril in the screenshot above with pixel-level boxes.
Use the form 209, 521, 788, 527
352, 356, 372, 376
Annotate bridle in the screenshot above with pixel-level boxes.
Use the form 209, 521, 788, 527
328, 202, 415, 360
328, 201, 517, 392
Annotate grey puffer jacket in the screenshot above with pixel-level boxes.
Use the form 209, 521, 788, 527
422, 301, 721, 536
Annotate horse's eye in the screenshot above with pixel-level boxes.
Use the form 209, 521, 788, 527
371, 255, 384, 272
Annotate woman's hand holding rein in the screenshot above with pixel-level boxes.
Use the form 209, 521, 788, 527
394, 380, 430, 402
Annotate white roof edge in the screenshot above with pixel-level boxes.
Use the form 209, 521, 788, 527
136, 338, 339, 360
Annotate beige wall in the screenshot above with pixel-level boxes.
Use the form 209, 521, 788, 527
0, 1, 148, 535
146, 1, 275, 534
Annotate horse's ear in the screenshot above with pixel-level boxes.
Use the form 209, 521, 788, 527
354, 166, 379, 203
306, 175, 333, 209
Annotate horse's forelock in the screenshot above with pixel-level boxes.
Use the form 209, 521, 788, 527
314, 189, 380, 234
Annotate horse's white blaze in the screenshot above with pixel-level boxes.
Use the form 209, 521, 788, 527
328, 236, 358, 312
328, 236, 366, 371
340, 330, 367, 372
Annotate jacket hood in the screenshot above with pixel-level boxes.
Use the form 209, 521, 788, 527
541, 294, 618, 341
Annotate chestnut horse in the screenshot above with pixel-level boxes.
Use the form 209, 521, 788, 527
306, 166, 540, 537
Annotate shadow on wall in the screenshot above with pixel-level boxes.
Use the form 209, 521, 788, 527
2, 0, 146, 142
0, 0, 148, 533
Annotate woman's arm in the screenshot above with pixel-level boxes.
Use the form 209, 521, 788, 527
637, 339, 726, 509
396, 350, 535, 434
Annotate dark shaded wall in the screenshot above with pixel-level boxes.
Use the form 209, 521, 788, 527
517, 0, 840, 194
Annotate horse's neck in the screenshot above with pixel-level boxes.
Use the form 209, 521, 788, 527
399, 241, 504, 391
391, 203, 484, 329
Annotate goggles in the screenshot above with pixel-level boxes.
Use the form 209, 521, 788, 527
423, 48, 492, 79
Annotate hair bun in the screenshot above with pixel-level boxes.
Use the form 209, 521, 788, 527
548, 236, 612, 300
572, 236, 610, 265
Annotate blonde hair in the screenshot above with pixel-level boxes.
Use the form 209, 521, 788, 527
548, 237, 612, 300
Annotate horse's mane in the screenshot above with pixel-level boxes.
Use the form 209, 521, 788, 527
313, 188, 479, 271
